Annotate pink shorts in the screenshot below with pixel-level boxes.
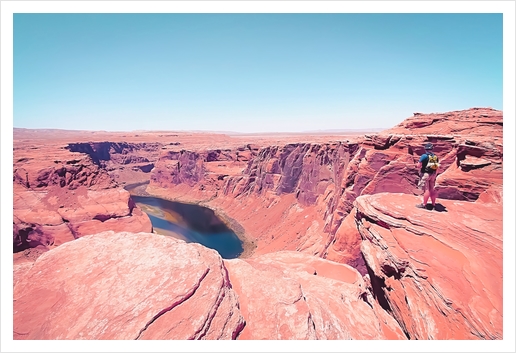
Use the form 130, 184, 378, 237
418, 172, 437, 192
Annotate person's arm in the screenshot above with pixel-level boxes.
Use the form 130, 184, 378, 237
417, 155, 427, 175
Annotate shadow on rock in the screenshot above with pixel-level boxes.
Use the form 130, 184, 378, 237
433, 203, 448, 212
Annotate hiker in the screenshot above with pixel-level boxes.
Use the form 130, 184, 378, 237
416, 142, 439, 210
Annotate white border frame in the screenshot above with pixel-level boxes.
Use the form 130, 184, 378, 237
1, 2, 514, 352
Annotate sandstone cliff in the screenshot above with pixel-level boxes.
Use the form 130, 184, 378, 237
145, 108, 502, 275
12, 107, 504, 340
13, 143, 152, 261
356, 192, 502, 339
13, 231, 405, 340
14, 184, 502, 340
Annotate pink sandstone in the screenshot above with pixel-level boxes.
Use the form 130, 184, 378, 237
355, 192, 502, 339
224, 251, 406, 339
13, 231, 244, 340
12, 107, 504, 340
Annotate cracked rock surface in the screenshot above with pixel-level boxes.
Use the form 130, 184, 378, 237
224, 251, 406, 340
355, 192, 502, 339
13, 231, 244, 340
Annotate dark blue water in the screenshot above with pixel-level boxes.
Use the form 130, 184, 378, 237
130, 195, 243, 259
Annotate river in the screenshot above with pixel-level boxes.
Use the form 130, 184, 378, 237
129, 194, 244, 259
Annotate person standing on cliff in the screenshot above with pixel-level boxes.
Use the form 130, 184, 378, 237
416, 142, 439, 210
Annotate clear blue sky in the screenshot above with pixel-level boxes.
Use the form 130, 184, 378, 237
13, 13, 503, 133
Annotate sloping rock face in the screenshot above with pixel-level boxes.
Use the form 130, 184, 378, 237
66, 141, 163, 184
383, 107, 502, 137
13, 147, 152, 256
354, 193, 502, 339
146, 108, 502, 274
224, 251, 406, 340
13, 231, 407, 340
13, 231, 244, 340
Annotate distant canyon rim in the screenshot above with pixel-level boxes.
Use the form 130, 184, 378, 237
13, 107, 503, 340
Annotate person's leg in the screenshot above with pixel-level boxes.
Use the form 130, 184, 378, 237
429, 174, 437, 206
423, 189, 430, 205
421, 173, 430, 205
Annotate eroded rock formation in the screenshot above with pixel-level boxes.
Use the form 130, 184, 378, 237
66, 141, 163, 182
224, 251, 406, 339
13, 231, 404, 340
355, 193, 502, 339
145, 108, 502, 274
12, 107, 504, 340
13, 231, 244, 340
13, 144, 152, 259
385, 107, 502, 137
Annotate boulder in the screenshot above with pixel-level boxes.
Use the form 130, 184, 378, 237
224, 251, 406, 340
13, 231, 244, 340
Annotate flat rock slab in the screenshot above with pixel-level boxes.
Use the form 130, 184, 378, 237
13, 231, 244, 340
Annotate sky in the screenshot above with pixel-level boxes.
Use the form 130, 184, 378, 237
13, 11, 503, 133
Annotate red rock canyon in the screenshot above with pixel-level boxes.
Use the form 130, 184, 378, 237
12, 107, 503, 340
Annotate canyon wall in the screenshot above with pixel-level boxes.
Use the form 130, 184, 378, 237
13, 187, 503, 340
13, 142, 152, 260
12, 107, 503, 340
145, 108, 502, 273
67, 141, 163, 181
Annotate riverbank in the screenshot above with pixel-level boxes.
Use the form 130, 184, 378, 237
124, 182, 257, 259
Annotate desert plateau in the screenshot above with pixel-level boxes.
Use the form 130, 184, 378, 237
12, 107, 503, 340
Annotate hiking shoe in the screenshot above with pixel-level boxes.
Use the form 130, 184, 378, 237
415, 203, 427, 209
